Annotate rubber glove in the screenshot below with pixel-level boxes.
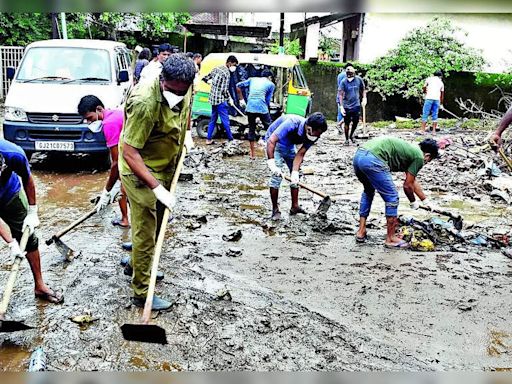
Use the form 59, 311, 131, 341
290, 170, 300, 185
228, 98, 235, 107
267, 159, 282, 177
239, 99, 247, 108
22, 205, 40, 235
184, 131, 194, 152
421, 198, 433, 211
409, 200, 420, 210
361, 97, 367, 107
339, 105, 346, 116
8, 239, 24, 259
152, 184, 176, 211
439, 104, 445, 110
95, 189, 111, 213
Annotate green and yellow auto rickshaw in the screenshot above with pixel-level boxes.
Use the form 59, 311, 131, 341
192, 52, 312, 139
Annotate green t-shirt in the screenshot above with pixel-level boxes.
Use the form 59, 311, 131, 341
119, 77, 192, 181
363, 137, 425, 176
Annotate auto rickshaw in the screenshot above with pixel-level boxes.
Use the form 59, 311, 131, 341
191, 52, 312, 139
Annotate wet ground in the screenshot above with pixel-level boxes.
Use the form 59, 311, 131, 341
0, 122, 511, 371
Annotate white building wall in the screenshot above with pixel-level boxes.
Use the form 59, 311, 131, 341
358, 13, 512, 73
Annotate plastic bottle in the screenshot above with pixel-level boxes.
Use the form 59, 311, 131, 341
28, 347, 46, 372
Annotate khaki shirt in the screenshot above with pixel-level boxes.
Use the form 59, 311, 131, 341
119, 77, 191, 182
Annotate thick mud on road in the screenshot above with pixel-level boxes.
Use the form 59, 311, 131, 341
0, 125, 511, 371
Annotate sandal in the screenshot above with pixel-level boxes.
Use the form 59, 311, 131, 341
111, 218, 130, 228
356, 234, 368, 243
35, 289, 64, 304
289, 207, 307, 215
384, 240, 410, 249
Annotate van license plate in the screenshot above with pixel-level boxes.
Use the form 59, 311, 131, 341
35, 141, 74, 151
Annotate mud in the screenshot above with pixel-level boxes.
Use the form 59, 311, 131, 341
1, 123, 512, 371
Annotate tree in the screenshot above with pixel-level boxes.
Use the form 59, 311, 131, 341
318, 34, 340, 58
270, 38, 302, 57
365, 17, 485, 100
0, 13, 52, 46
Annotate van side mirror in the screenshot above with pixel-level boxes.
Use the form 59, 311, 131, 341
6, 67, 15, 80
118, 69, 129, 83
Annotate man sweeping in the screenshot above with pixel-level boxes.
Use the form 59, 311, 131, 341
0, 140, 63, 303
119, 54, 195, 310
353, 136, 439, 248
264, 113, 328, 220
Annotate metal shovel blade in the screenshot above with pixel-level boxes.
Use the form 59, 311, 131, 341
54, 238, 75, 261
0, 319, 34, 332
316, 196, 332, 216
121, 323, 167, 344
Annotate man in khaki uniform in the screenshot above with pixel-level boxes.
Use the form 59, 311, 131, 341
119, 54, 196, 310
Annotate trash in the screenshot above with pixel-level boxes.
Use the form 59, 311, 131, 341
302, 166, 315, 175
490, 189, 510, 204
471, 235, 488, 246
178, 173, 194, 182
186, 222, 202, 230
187, 322, 199, 337
28, 347, 47, 372
226, 247, 243, 257
222, 230, 242, 242
411, 238, 435, 252
70, 311, 99, 325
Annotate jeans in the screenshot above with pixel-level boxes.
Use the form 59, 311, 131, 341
353, 149, 399, 217
422, 99, 440, 122
208, 102, 233, 140
336, 102, 343, 123
267, 143, 297, 189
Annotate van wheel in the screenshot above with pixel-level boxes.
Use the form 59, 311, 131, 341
196, 118, 216, 139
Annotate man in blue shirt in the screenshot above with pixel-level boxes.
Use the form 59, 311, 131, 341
339, 64, 367, 145
264, 113, 328, 220
336, 67, 347, 129
236, 69, 276, 159
0, 139, 63, 303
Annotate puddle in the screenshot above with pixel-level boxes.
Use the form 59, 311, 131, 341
0, 343, 30, 371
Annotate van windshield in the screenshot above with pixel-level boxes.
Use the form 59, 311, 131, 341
16, 47, 111, 82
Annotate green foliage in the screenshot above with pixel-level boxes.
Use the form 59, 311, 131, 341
270, 38, 303, 56
365, 17, 485, 100
0, 13, 52, 46
318, 35, 340, 57
475, 72, 512, 88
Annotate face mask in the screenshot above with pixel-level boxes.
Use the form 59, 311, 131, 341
88, 120, 103, 133
0, 156, 7, 177
229, 66, 237, 73
347, 72, 355, 80
306, 133, 318, 142
163, 91, 184, 109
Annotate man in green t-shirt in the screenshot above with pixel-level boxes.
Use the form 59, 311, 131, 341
119, 54, 195, 310
352, 136, 439, 248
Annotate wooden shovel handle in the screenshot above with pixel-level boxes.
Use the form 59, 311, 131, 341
0, 228, 30, 317
283, 175, 328, 198
142, 149, 188, 324
46, 208, 97, 245
499, 148, 512, 172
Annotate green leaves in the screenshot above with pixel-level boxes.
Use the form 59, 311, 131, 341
365, 17, 485, 100
270, 38, 303, 56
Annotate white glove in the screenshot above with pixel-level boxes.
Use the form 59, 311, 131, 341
95, 188, 111, 213
440, 104, 445, 111
290, 170, 300, 185
267, 159, 282, 177
339, 105, 346, 116
228, 98, 235, 107
22, 205, 40, 235
239, 99, 247, 108
361, 97, 367, 107
8, 239, 25, 259
184, 131, 194, 152
207, 79, 213, 85
410, 200, 420, 210
109, 181, 121, 203
152, 184, 176, 211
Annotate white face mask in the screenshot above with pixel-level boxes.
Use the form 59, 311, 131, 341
88, 120, 103, 133
163, 91, 184, 109
306, 133, 318, 142
229, 66, 237, 73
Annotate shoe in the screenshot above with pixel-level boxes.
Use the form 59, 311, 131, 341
131, 295, 173, 311
122, 242, 132, 251
120, 255, 130, 267
124, 264, 164, 281
343, 140, 350, 146
270, 209, 282, 221
355, 234, 368, 243
289, 206, 307, 215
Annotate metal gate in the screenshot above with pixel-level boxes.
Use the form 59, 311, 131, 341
0, 46, 24, 99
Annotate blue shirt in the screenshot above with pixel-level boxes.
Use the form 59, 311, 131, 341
264, 114, 314, 150
0, 139, 31, 206
336, 71, 346, 103
236, 77, 275, 114
340, 76, 365, 110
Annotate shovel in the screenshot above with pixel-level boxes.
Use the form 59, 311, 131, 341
121, 147, 188, 344
357, 104, 369, 139
419, 206, 463, 231
0, 228, 34, 332
498, 147, 512, 172
283, 175, 333, 215
45, 208, 97, 261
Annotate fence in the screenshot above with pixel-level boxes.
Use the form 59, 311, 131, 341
0, 46, 24, 99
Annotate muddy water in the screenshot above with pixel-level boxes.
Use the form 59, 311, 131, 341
1, 128, 512, 371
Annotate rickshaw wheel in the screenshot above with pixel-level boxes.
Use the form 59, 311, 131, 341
196, 118, 217, 139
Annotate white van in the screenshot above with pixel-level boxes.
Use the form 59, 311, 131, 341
3, 39, 132, 159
